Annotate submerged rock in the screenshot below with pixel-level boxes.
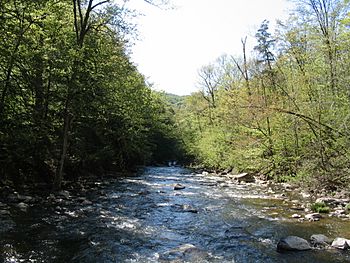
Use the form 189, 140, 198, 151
224, 227, 250, 239
138, 190, 151, 195
158, 244, 209, 262
277, 236, 311, 252
171, 204, 198, 213
81, 199, 93, 205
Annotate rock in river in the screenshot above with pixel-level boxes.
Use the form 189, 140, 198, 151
331, 237, 350, 250
181, 204, 198, 213
174, 184, 186, 190
231, 172, 255, 183
158, 244, 209, 262
310, 234, 331, 248
305, 213, 322, 221
291, 214, 301, 219
16, 202, 29, 212
277, 236, 311, 252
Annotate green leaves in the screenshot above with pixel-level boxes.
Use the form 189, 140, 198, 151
175, 0, 350, 191
0, 0, 183, 186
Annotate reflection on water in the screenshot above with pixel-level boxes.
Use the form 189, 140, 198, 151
0, 166, 350, 262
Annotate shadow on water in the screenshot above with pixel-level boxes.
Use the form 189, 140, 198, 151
1, 166, 350, 262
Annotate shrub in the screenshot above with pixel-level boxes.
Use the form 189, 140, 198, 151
345, 203, 350, 212
310, 202, 330, 213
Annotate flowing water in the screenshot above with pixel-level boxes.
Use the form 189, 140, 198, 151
1, 166, 350, 262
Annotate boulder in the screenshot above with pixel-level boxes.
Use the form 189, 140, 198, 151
277, 236, 312, 252
334, 209, 346, 215
305, 213, 322, 221
231, 173, 255, 183
331, 237, 350, 250
291, 214, 302, 218
16, 202, 29, 212
174, 184, 186, 190
310, 234, 331, 247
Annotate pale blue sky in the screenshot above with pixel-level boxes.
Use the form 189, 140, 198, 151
128, 0, 293, 95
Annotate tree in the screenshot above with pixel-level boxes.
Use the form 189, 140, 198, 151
0, 0, 183, 190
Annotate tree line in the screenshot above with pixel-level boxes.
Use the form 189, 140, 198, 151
3, 0, 350, 193
176, 0, 350, 191
0, 0, 182, 190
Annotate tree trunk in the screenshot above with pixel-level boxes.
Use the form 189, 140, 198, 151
54, 111, 71, 190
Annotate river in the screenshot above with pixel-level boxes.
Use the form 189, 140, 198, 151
1, 166, 350, 262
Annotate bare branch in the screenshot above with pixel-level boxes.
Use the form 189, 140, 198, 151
91, 0, 110, 11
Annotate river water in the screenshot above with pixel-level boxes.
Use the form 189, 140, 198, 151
1, 166, 350, 262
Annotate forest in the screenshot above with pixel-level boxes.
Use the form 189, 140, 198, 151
0, 0, 182, 190
176, 0, 350, 191
1, 0, 350, 193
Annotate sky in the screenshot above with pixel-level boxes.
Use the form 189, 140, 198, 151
128, 0, 294, 95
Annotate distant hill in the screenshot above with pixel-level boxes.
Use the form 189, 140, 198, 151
163, 93, 187, 107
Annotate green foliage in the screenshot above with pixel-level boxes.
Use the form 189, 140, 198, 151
310, 202, 330, 213
164, 93, 186, 107
0, 0, 184, 187
345, 203, 350, 212
174, 1, 350, 192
